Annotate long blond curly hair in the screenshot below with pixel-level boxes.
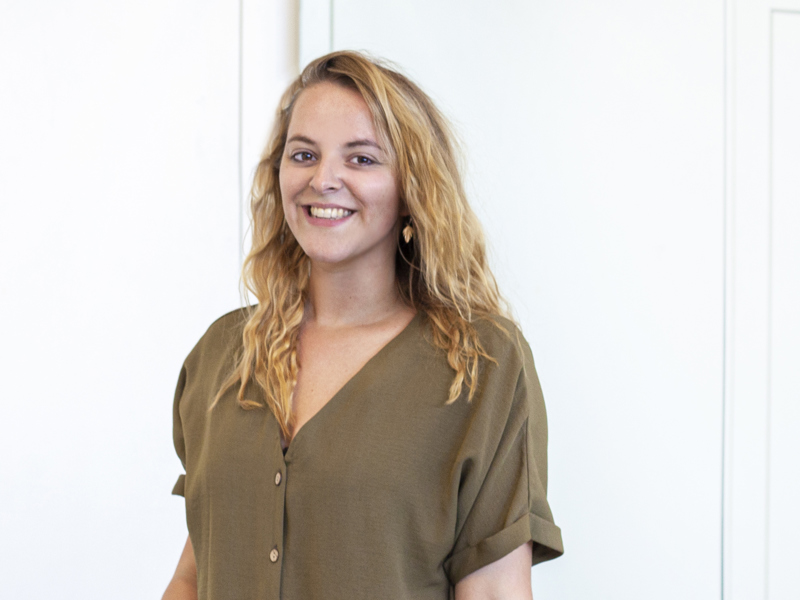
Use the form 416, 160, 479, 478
215, 51, 511, 441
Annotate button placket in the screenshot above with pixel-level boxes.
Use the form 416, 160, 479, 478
269, 427, 287, 600
270, 437, 287, 586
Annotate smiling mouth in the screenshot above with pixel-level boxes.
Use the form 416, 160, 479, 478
306, 206, 354, 220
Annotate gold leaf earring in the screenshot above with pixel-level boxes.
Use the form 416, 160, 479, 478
402, 219, 414, 243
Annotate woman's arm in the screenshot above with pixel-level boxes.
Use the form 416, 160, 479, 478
162, 535, 198, 600
454, 541, 533, 600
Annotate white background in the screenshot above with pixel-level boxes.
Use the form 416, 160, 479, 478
0, 1, 797, 598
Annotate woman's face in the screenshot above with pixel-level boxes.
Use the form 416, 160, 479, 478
280, 81, 404, 271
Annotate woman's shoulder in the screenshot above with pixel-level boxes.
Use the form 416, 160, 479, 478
184, 306, 251, 368
204, 306, 251, 338
471, 314, 533, 370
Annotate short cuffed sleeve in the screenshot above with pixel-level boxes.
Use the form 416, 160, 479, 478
172, 474, 185, 496
171, 364, 187, 497
443, 337, 563, 585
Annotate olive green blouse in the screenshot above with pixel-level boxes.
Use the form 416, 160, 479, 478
172, 308, 563, 600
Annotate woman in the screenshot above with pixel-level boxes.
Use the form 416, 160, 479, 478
163, 51, 563, 600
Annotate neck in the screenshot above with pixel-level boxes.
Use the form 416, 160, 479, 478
305, 258, 406, 328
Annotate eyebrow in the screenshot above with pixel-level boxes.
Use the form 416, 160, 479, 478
345, 138, 382, 150
286, 135, 382, 151
286, 135, 316, 146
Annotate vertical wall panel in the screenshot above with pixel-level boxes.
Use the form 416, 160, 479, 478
299, 0, 331, 72
326, 1, 724, 598
0, 1, 257, 597
240, 0, 299, 264
768, 11, 800, 599
725, 0, 772, 595
724, 3, 800, 600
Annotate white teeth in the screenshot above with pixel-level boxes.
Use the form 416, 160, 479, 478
309, 206, 353, 219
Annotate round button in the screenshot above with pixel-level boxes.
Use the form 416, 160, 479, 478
274, 471, 282, 486
270, 548, 279, 563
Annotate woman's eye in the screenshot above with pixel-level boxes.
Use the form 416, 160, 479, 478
291, 151, 314, 162
351, 155, 374, 166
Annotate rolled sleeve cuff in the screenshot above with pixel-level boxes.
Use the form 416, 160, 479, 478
172, 474, 185, 497
444, 512, 564, 585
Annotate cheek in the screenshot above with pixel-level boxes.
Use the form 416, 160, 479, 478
363, 178, 401, 217
278, 166, 289, 202
279, 168, 300, 212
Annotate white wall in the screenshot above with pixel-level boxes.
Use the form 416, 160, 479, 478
0, 1, 295, 598
768, 16, 800, 599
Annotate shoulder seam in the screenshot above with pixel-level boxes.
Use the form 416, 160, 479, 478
206, 305, 251, 330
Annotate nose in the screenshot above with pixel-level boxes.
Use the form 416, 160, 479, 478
309, 157, 342, 194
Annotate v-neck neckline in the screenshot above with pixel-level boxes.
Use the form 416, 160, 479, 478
279, 311, 421, 461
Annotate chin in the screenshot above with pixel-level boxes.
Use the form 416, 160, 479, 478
299, 245, 353, 266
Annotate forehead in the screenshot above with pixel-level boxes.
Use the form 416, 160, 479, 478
287, 82, 377, 141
